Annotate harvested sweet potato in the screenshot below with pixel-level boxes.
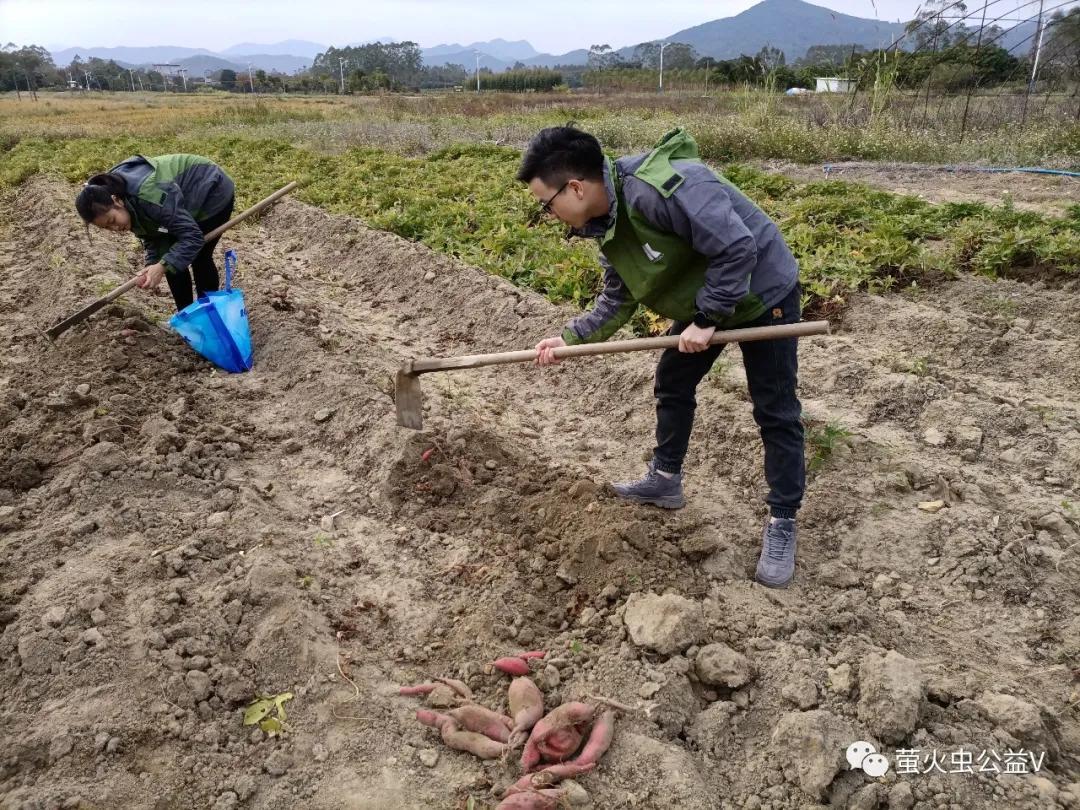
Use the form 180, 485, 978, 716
521, 702, 594, 772
415, 709, 451, 730
432, 677, 473, 700
449, 704, 514, 743
440, 717, 507, 759
503, 761, 596, 797
491, 657, 531, 676
416, 710, 506, 758
516, 650, 547, 660
536, 725, 583, 763
399, 677, 471, 702
507, 677, 544, 749
535, 760, 597, 782
574, 709, 615, 766
398, 683, 436, 696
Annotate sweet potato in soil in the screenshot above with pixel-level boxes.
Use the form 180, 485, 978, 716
448, 704, 514, 743
415, 710, 507, 759
507, 677, 544, 749
491, 656, 532, 676
521, 702, 595, 772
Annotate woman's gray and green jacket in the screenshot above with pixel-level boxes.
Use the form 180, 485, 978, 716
109, 154, 235, 274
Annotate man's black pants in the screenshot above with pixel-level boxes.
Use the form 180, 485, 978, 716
164, 198, 235, 312
652, 283, 805, 519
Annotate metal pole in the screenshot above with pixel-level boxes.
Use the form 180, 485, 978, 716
704, 57, 710, 94
249, 64, 255, 93
922, 29, 939, 125
475, 53, 480, 92
129, 69, 136, 91
659, 43, 666, 92
959, 0, 988, 143
1029, 0, 1047, 90
1022, 0, 1045, 125
338, 58, 345, 94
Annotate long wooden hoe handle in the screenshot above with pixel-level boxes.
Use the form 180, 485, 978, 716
44, 180, 299, 340
405, 320, 830, 375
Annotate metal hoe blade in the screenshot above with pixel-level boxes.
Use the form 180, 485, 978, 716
395, 368, 424, 429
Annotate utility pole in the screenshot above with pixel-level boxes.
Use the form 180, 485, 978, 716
475, 52, 481, 92
178, 68, 188, 91
1022, 0, 1046, 124
704, 57, 711, 95
1028, 0, 1046, 92
338, 58, 347, 94
659, 42, 670, 93
154, 63, 179, 92
84, 70, 91, 91
22, 69, 38, 100
129, 68, 136, 92
249, 63, 256, 93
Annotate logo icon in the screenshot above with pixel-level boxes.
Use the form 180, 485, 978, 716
846, 741, 890, 777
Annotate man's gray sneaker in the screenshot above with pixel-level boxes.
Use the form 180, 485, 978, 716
755, 517, 797, 588
610, 462, 685, 509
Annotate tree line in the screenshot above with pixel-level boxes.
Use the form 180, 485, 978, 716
3, 9, 1077, 96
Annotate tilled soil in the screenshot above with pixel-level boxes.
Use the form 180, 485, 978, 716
2, 176, 1079, 810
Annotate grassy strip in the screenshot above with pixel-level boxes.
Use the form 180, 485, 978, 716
3, 93, 1078, 166
4, 134, 1077, 329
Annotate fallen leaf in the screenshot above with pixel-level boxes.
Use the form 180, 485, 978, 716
243, 698, 275, 726
243, 692, 294, 729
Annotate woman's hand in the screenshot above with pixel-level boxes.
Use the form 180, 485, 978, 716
535, 336, 566, 366
136, 263, 166, 291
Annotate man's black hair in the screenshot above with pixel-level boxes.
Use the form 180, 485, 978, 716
516, 126, 604, 186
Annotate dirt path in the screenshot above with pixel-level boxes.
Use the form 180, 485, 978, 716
758, 160, 1080, 217
2, 177, 1079, 810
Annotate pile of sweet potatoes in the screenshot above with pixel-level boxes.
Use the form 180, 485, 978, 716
399, 652, 617, 809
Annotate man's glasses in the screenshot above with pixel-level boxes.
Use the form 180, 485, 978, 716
540, 179, 573, 216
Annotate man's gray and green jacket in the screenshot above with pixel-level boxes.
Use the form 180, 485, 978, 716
561, 129, 799, 345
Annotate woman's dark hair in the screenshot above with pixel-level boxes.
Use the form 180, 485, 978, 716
75, 172, 127, 223
516, 126, 604, 186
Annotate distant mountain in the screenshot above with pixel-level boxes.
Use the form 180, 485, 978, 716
174, 55, 245, 77
521, 49, 590, 68
345, 37, 400, 48
226, 54, 312, 73
47, 0, 1040, 80
420, 38, 537, 68
997, 21, 1039, 57
51, 45, 217, 66
622, 0, 906, 62
463, 39, 538, 62
423, 43, 470, 58
221, 40, 326, 59
423, 49, 511, 71
49, 45, 312, 74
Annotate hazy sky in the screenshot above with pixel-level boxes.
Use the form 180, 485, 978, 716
0, 0, 1057, 53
